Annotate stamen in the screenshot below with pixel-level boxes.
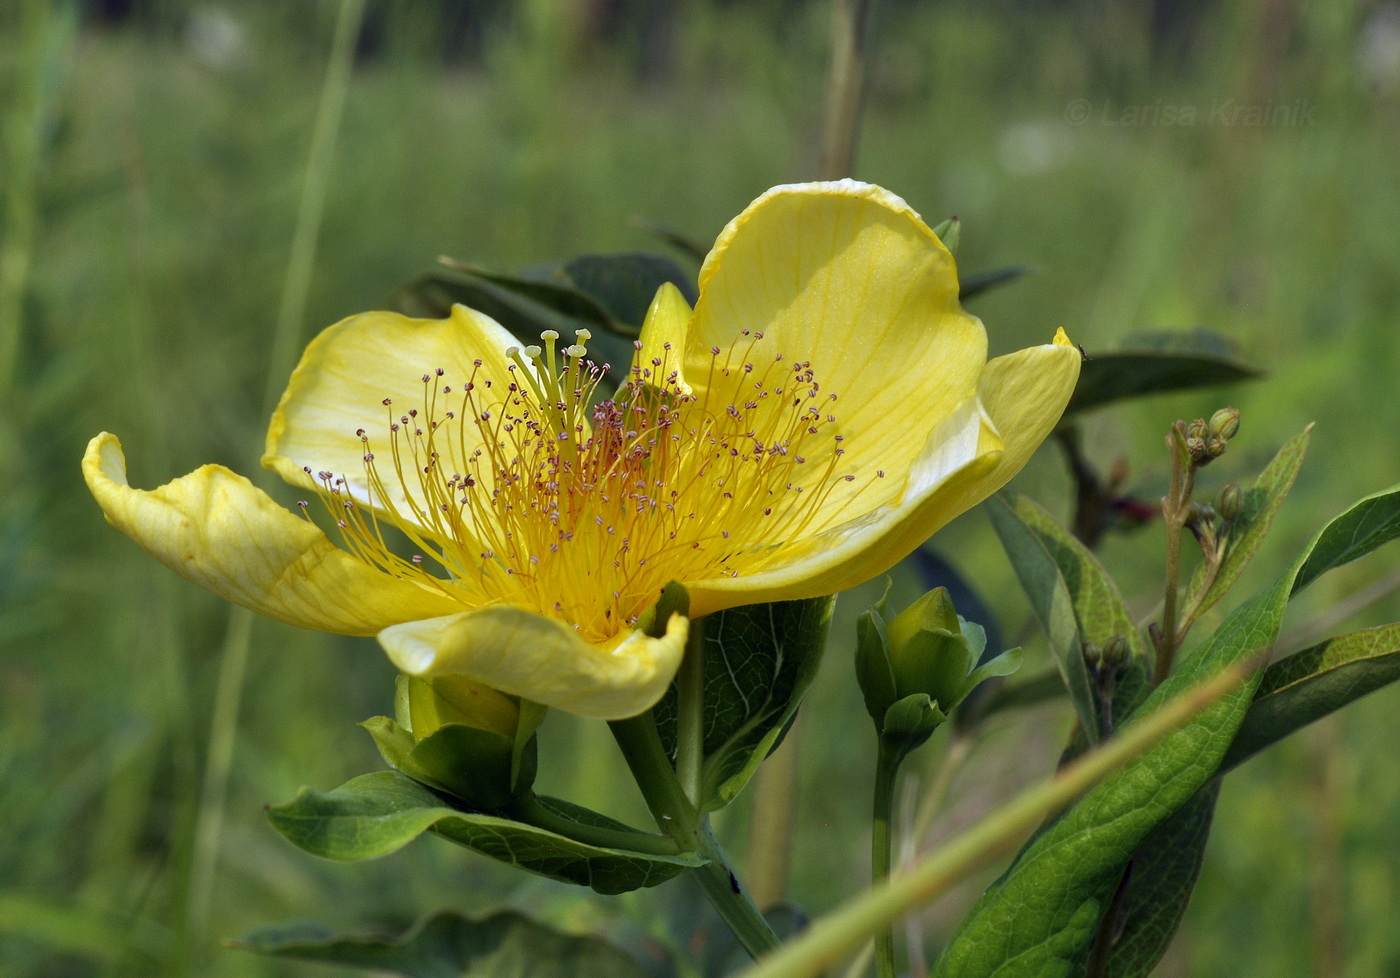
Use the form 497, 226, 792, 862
306, 343, 883, 642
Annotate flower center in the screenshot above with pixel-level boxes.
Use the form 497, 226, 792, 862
304, 329, 876, 641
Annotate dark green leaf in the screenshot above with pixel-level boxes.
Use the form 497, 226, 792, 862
392, 270, 636, 377
654, 597, 833, 812
1292, 484, 1400, 595
562, 252, 699, 329
996, 492, 1151, 713
1185, 428, 1311, 621
932, 481, 1400, 978
236, 909, 651, 978
630, 216, 712, 264
266, 771, 701, 895
1065, 329, 1262, 417
958, 265, 1033, 301
438, 260, 618, 331
1222, 623, 1400, 770
1101, 782, 1220, 978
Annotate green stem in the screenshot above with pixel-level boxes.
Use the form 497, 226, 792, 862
1155, 436, 1195, 685
510, 793, 684, 857
871, 740, 901, 978
610, 714, 781, 960
263, 0, 367, 416
732, 661, 1252, 978
817, 0, 879, 179
676, 624, 706, 805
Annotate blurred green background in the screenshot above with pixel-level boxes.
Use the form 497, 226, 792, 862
3, 0, 1400, 975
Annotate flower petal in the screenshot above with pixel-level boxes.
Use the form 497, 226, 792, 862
686, 336, 1080, 615
84, 433, 465, 635
632, 282, 694, 395
262, 305, 521, 536
379, 605, 688, 720
683, 180, 988, 527
686, 397, 1001, 615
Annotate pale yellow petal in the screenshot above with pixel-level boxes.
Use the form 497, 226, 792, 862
682, 180, 988, 527
631, 282, 694, 395
686, 398, 1000, 615
379, 605, 688, 720
686, 337, 1079, 615
84, 432, 466, 636
262, 304, 521, 537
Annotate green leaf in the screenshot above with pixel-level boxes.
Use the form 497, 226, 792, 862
988, 492, 1155, 741
561, 252, 699, 328
438, 260, 619, 331
1292, 484, 1400, 595
1065, 329, 1262, 417
392, 270, 636, 376
1185, 427, 1311, 621
1222, 623, 1400, 770
654, 597, 834, 812
266, 771, 701, 895
630, 216, 711, 264
932, 481, 1400, 978
1100, 782, 1220, 978
958, 265, 1032, 301
236, 909, 651, 978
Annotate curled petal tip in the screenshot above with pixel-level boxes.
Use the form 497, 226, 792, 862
1053, 327, 1073, 347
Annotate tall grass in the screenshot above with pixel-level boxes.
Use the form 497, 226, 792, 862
2, 1, 1398, 975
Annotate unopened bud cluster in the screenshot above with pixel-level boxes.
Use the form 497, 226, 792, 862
1183, 406, 1241, 466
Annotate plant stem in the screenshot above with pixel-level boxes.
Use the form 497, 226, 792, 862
263, 0, 367, 416
732, 661, 1251, 978
676, 624, 706, 805
746, 715, 802, 909
817, 0, 879, 179
871, 740, 901, 978
1155, 434, 1195, 684
610, 714, 781, 959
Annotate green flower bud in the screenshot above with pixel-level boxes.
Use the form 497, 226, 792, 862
402, 674, 521, 742
932, 216, 961, 255
1208, 406, 1240, 442
1101, 633, 1130, 670
854, 586, 1022, 744
1219, 482, 1243, 521
384, 674, 527, 810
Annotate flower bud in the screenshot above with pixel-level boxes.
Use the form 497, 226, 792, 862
1101, 633, 1130, 670
1208, 406, 1240, 442
932, 216, 961, 254
854, 586, 1021, 745
1219, 482, 1243, 521
384, 675, 526, 810
403, 674, 521, 742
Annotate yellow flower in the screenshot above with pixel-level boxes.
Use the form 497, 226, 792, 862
83, 181, 1079, 720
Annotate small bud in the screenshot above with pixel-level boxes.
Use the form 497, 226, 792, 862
932, 216, 961, 254
1081, 641, 1102, 668
1219, 482, 1243, 521
1205, 435, 1228, 459
1101, 633, 1130, 670
1186, 436, 1208, 461
1186, 418, 1208, 441
1208, 406, 1240, 442
1186, 501, 1217, 527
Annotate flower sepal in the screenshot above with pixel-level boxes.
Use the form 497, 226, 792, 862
880, 692, 947, 757
364, 675, 538, 811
